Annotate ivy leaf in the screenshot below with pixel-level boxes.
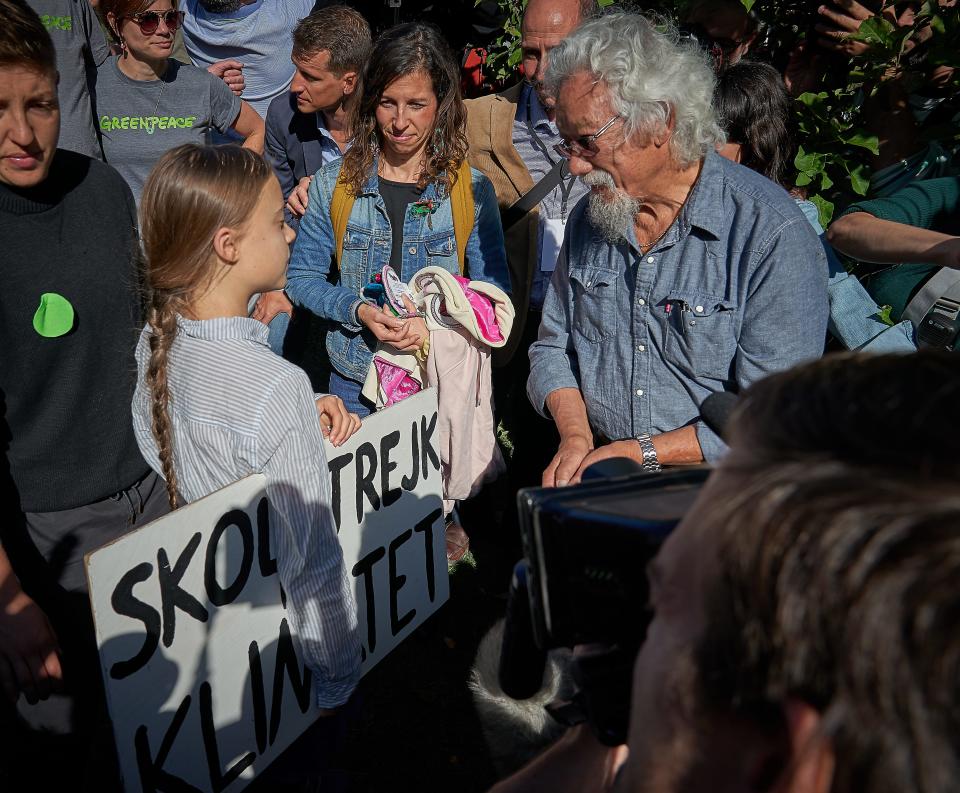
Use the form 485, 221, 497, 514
843, 131, 880, 154
598, 0, 617, 5
810, 194, 835, 228
852, 15, 897, 48
795, 171, 813, 187
820, 171, 834, 190
739, 0, 756, 12
874, 305, 895, 327
848, 164, 871, 196
795, 148, 826, 175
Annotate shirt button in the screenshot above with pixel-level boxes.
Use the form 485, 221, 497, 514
637, 344, 645, 352
408, 246, 417, 255
636, 389, 644, 396
646, 256, 655, 264
637, 298, 646, 306
695, 305, 704, 313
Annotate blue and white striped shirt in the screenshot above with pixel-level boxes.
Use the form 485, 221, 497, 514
132, 315, 361, 708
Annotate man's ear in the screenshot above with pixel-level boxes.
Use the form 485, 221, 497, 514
212, 226, 240, 265
652, 104, 675, 149
341, 71, 359, 97
771, 698, 835, 793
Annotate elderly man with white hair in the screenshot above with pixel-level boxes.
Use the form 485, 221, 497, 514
527, 12, 828, 485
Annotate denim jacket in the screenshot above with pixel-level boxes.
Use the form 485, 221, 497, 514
286, 159, 511, 382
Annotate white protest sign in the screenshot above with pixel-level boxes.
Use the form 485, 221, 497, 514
86, 389, 446, 793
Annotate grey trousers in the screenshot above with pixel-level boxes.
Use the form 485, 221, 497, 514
2, 470, 170, 792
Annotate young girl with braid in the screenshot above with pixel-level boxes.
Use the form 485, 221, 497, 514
131, 143, 363, 710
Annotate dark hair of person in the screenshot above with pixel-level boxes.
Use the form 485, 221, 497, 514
0, 0, 56, 74
101, 0, 180, 45
292, 5, 372, 76
695, 351, 960, 793
339, 22, 468, 195
712, 59, 794, 187
140, 144, 272, 509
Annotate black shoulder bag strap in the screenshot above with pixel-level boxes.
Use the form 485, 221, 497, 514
501, 159, 569, 230
501, 90, 572, 230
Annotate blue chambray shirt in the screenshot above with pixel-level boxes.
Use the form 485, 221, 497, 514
527, 152, 829, 461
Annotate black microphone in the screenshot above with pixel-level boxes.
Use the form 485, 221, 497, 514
498, 561, 548, 700
700, 391, 740, 442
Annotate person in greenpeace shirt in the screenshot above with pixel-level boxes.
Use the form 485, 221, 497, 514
97, 0, 264, 205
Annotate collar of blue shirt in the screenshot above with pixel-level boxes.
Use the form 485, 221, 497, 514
665, 151, 729, 242
517, 83, 558, 136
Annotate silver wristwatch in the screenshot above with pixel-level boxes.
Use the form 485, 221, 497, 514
635, 433, 662, 472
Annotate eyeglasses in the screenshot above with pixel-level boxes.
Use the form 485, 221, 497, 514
553, 114, 624, 160
125, 10, 184, 35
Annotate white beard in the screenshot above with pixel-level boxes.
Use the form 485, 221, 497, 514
581, 170, 642, 244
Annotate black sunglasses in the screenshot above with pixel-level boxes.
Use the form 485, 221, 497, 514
126, 10, 184, 35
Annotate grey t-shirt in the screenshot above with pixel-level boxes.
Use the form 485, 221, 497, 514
96, 57, 242, 205
29, 0, 110, 160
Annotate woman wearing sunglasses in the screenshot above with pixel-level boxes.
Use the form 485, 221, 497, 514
96, 0, 264, 206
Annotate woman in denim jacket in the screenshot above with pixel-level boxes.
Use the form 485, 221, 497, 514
283, 22, 510, 415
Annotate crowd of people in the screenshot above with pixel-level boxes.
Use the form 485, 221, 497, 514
1, 0, 958, 790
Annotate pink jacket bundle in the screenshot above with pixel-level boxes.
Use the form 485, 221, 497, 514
362, 267, 515, 514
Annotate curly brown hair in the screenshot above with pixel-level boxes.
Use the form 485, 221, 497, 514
339, 22, 468, 196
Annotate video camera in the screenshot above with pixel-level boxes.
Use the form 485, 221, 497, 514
498, 460, 710, 746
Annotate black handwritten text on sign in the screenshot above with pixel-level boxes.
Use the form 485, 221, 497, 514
86, 389, 448, 793
323, 391, 448, 671
97, 492, 315, 793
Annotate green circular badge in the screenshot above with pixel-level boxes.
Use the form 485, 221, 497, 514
33, 293, 75, 338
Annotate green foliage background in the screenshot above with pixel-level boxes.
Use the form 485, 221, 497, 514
476, 0, 959, 225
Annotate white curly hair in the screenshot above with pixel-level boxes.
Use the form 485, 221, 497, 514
545, 12, 724, 167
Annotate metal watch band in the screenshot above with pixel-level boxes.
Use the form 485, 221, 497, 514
635, 433, 662, 472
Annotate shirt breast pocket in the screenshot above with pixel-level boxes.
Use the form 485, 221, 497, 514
663, 291, 738, 381
340, 227, 373, 289
424, 234, 457, 267
570, 267, 617, 343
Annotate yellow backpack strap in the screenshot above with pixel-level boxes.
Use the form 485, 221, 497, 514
330, 176, 356, 271
450, 161, 475, 275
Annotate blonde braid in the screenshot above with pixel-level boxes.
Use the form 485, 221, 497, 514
146, 295, 181, 510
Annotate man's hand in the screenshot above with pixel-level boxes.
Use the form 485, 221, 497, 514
815, 1, 907, 57
287, 175, 313, 218
783, 42, 823, 96
252, 290, 293, 326
543, 434, 594, 487
0, 587, 62, 704
207, 59, 245, 95
315, 396, 362, 446
572, 440, 642, 483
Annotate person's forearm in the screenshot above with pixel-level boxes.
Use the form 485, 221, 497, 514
487, 726, 621, 793
545, 388, 592, 444
827, 212, 955, 264
241, 129, 265, 155
651, 425, 703, 465
0, 545, 24, 605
